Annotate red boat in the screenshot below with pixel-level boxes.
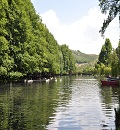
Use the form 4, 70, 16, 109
101, 80, 119, 86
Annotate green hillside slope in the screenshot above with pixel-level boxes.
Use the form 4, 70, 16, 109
72, 50, 98, 63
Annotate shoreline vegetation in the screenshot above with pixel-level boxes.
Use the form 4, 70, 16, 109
0, 1, 76, 82
0, 1, 120, 83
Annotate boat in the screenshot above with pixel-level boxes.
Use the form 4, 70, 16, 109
101, 79, 119, 86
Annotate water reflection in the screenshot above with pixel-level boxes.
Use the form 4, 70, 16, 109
47, 76, 116, 130
0, 76, 119, 130
0, 82, 60, 130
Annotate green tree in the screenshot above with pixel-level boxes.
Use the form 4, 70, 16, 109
45, 29, 61, 74
99, 0, 120, 35
61, 44, 75, 74
0, 0, 15, 79
116, 41, 120, 75
98, 38, 112, 66
100, 63, 105, 76
0, 0, 75, 81
94, 63, 101, 75
111, 50, 119, 77
104, 66, 111, 76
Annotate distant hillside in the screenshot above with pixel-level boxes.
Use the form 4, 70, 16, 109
72, 50, 98, 63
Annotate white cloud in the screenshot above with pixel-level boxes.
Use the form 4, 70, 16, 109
41, 8, 119, 54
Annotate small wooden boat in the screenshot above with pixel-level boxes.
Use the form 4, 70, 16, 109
101, 80, 119, 86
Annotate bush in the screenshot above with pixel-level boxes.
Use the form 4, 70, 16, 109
9, 71, 23, 80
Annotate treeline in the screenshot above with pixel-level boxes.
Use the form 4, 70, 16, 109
94, 38, 120, 77
76, 38, 120, 77
0, 0, 75, 81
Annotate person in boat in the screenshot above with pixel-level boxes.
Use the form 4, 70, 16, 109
107, 75, 111, 81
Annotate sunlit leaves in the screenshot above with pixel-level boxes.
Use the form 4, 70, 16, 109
0, 0, 75, 80
95, 38, 120, 76
0, 36, 9, 53
9, 71, 23, 80
111, 50, 119, 77
0, 66, 7, 76
98, 38, 112, 66
116, 41, 120, 75
61, 44, 75, 74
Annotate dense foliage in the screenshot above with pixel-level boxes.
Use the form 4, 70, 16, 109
98, 0, 120, 76
116, 41, 120, 75
98, 38, 112, 66
0, 0, 75, 81
61, 45, 75, 75
76, 62, 95, 75
95, 38, 120, 77
99, 0, 120, 35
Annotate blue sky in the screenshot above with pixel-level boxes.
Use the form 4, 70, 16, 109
31, 0, 99, 23
31, 0, 119, 54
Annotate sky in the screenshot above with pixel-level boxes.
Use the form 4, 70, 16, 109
31, 0, 119, 54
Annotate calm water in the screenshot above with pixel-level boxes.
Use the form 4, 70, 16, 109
0, 76, 119, 130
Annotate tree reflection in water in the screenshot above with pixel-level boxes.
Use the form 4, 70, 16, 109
114, 85, 120, 130
101, 85, 120, 130
115, 108, 120, 129
0, 76, 120, 130
0, 77, 72, 130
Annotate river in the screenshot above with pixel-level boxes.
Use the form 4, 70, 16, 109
0, 76, 119, 130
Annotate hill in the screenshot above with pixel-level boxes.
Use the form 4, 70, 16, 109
72, 50, 98, 63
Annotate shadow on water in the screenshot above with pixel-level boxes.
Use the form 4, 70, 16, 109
0, 76, 73, 130
100, 84, 120, 130
113, 85, 120, 130
115, 108, 120, 130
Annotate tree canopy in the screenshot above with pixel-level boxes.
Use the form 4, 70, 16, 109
99, 0, 120, 35
95, 38, 120, 76
98, 38, 112, 66
0, 0, 75, 81
98, 0, 120, 77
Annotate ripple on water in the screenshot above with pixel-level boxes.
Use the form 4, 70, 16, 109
0, 77, 117, 130
47, 77, 116, 130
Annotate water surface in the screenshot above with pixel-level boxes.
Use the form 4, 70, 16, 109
0, 76, 119, 130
